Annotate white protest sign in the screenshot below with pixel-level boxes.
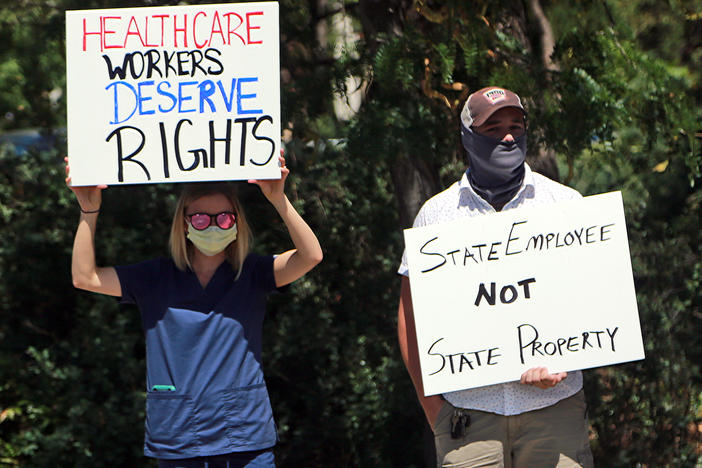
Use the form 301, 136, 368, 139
66, 2, 280, 186
404, 191, 644, 396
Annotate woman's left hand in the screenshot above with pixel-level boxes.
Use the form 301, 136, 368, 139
248, 154, 289, 204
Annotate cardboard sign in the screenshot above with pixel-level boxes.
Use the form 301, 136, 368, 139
403, 191, 644, 396
66, 2, 280, 186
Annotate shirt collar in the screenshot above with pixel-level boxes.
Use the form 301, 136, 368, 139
459, 163, 536, 209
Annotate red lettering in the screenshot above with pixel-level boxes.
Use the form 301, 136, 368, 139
173, 14, 188, 48
143, 17, 160, 47
224, 12, 245, 46
246, 11, 263, 44
123, 16, 146, 48
152, 14, 169, 47
82, 17, 103, 52
193, 11, 208, 48
103, 16, 122, 49
208, 11, 226, 46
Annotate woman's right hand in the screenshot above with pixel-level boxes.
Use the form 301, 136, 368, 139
65, 157, 107, 212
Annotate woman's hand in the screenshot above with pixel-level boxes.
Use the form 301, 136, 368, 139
248, 154, 288, 205
65, 157, 107, 212
520, 367, 567, 389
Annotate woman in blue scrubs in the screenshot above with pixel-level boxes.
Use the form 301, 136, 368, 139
66, 156, 322, 467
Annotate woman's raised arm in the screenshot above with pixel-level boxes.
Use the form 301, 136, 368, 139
248, 156, 323, 287
66, 158, 122, 296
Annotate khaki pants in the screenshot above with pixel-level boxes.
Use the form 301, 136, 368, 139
433, 390, 594, 468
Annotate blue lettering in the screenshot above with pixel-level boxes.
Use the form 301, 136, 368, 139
237, 77, 262, 115
156, 81, 177, 113
217, 78, 237, 112
137, 81, 155, 116
178, 81, 198, 113
105, 81, 138, 125
198, 80, 216, 113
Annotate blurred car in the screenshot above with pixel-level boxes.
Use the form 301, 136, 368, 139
0, 128, 65, 156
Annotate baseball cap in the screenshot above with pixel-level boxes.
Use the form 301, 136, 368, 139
460, 86, 526, 128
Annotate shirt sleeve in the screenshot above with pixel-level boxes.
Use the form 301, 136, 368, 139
247, 254, 278, 293
114, 258, 164, 305
397, 204, 430, 277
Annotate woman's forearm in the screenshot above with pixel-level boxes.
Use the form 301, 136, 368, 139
71, 212, 121, 296
270, 195, 323, 286
72, 212, 100, 290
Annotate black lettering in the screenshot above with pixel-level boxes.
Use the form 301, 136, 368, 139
505, 220, 526, 255
174, 119, 199, 171
527, 234, 544, 250
209, 119, 232, 167
473, 244, 486, 261
586, 226, 596, 243
601, 223, 615, 241
427, 338, 446, 376
500, 285, 517, 304
517, 277, 536, 298
250, 115, 275, 166
164, 50, 178, 77
545, 233, 555, 248
487, 347, 500, 365
544, 341, 557, 355
158, 122, 169, 178
488, 242, 501, 261
463, 247, 478, 265
235, 117, 257, 166
204, 48, 224, 75
564, 232, 575, 245
592, 331, 604, 347
459, 355, 474, 372
103, 52, 145, 80
189, 49, 207, 77
472, 350, 483, 366
419, 237, 446, 273
106, 126, 149, 182
447, 354, 459, 374
567, 336, 579, 352
606, 327, 618, 351
176, 50, 190, 75
517, 323, 539, 364
145, 49, 163, 79
475, 282, 496, 306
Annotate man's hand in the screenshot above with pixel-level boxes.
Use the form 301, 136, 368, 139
520, 367, 567, 389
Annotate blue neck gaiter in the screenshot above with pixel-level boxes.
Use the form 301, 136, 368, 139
460, 123, 527, 210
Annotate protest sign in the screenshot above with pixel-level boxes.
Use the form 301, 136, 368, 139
403, 191, 644, 396
66, 2, 280, 185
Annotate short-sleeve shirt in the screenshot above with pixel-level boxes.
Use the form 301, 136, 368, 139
115, 254, 278, 459
399, 164, 584, 415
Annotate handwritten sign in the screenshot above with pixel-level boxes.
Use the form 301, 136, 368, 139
66, 2, 280, 186
403, 191, 644, 396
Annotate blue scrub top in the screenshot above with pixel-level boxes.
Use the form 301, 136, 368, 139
115, 254, 279, 459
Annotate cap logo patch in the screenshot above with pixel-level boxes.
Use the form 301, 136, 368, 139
483, 89, 507, 105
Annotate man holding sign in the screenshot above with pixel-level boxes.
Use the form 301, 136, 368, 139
397, 87, 594, 467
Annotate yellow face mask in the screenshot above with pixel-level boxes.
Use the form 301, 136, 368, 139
186, 224, 238, 256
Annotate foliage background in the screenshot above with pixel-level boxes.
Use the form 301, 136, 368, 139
0, 0, 700, 466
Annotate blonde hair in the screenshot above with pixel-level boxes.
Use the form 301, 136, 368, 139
169, 182, 252, 279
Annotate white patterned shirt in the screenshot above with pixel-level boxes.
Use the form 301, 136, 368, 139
399, 164, 583, 415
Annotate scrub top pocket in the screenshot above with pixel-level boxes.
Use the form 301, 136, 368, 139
145, 393, 199, 455
223, 383, 277, 446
